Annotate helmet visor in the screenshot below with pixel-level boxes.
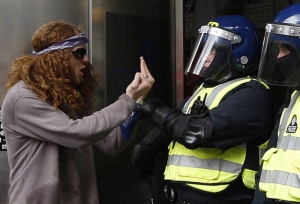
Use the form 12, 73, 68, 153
258, 26, 300, 87
185, 26, 239, 83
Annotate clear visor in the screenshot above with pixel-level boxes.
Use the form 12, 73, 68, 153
185, 26, 240, 83
258, 27, 300, 87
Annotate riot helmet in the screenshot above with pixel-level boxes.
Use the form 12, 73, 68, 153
185, 15, 261, 83
257, 3, 300, 87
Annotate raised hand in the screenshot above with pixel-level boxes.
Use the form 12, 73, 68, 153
126, 56, 155, 101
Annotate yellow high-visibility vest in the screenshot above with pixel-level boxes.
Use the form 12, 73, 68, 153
164, 77, 266, 192
259, 90, 300, 202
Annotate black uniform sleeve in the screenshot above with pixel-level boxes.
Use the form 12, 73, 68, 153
207, 80, 273, 150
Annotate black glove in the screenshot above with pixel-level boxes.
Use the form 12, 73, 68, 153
150, 106, 213, 149
131, 126, 170, 180
139, 99, 165, 118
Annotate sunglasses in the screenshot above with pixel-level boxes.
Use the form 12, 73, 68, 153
72, 48, 87, 60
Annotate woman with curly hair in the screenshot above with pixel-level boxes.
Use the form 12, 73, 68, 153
1, 21, 154, 204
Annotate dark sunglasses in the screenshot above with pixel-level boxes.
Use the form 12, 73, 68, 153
72, 48, 87, 60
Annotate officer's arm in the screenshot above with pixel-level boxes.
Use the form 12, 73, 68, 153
150, 106, 213, 149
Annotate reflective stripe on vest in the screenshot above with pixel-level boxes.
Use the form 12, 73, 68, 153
182, 77, 252, 113
259, 91, 300, 202
165, 77, 260, 192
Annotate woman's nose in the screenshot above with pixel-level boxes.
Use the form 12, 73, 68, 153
82, 54, 89, 62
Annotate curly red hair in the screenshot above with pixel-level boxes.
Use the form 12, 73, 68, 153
5, 21, 97, 112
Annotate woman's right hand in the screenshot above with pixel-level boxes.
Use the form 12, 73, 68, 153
126, 56, 155, 101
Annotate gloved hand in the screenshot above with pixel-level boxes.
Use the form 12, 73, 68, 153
139, 98, 165, 118
131, 126, 170, 180
120, 98, 164, 140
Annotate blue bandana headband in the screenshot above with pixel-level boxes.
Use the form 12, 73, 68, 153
32, 33, 89, 56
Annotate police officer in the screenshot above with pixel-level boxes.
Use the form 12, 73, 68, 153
253, 4, 300, 204
132, 15, 274, 204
